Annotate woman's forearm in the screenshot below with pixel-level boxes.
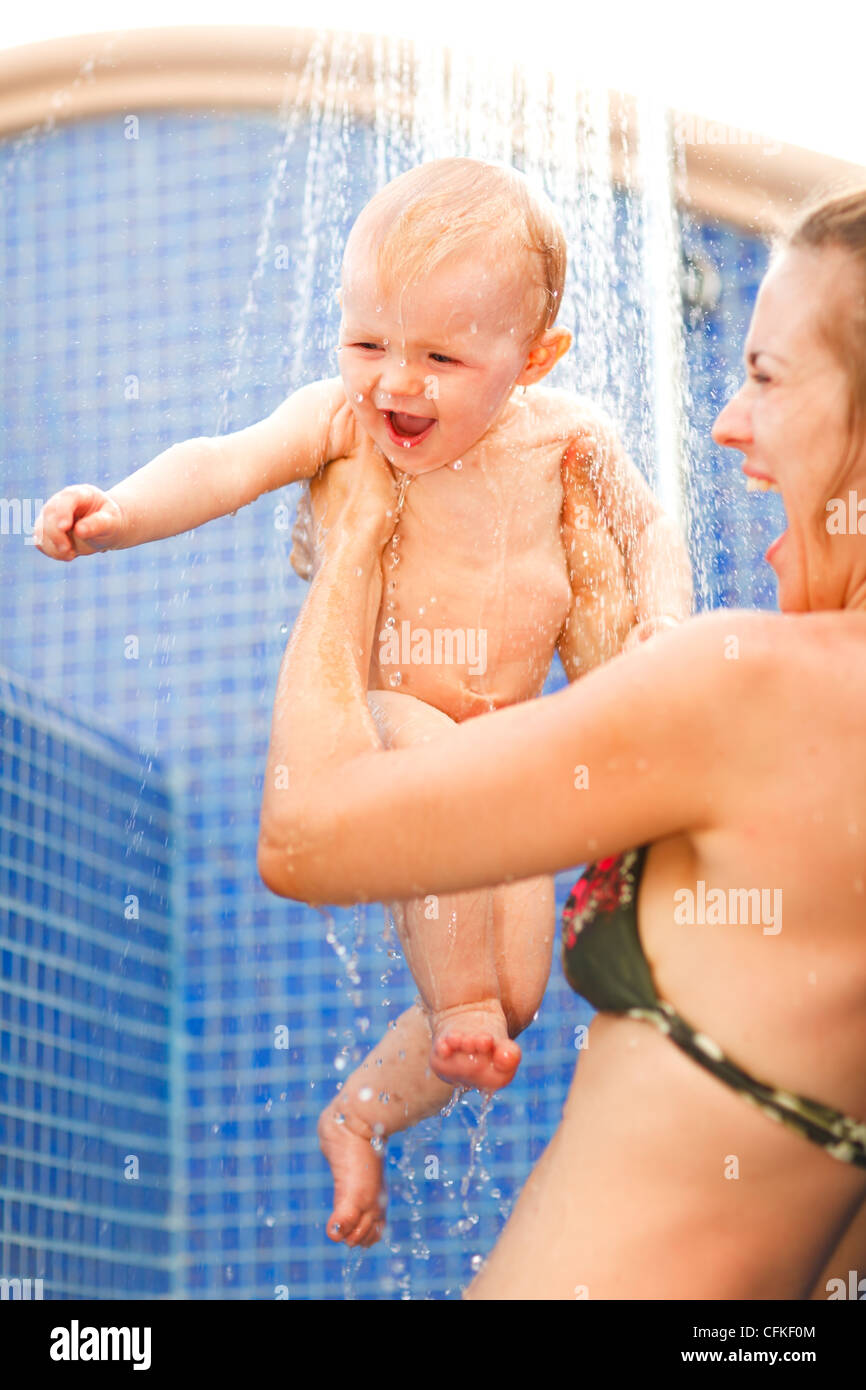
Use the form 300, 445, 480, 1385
258, 517, 385, 849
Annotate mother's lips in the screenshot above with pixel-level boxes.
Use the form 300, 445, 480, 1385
743, 467, 781, 494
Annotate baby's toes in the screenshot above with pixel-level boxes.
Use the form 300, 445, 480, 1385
360, 1218, 385, 1248
493, 1039, 521, 1069
346, 1209, 377, 1248
327, 1204, 361, 1243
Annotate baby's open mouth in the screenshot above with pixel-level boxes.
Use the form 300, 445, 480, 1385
385, 410, 437, 446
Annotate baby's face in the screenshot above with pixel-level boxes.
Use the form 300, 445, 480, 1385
337, 248, 535, 475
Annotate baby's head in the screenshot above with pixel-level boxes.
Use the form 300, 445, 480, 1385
337, 157, 571, 474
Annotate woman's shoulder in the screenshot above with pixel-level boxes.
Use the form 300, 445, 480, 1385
640, 606, 783, 668
662, 607, 866, 721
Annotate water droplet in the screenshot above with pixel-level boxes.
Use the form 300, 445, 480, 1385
388, 672, 402, 687
334, 1055, 348, 1072
265, 1215, 275, 1227
358, 1086, 373, 1101
385, 615, 396, 627
371, 1135, 384, 1152
335, 1112, 345, 1124
279, 623, 288, 635
470, 1253, 483, 1270
452, 459, 463, 470
354, 391, 364, 402
355, 566, 363, 577
469, 321, 477, 334
373, 1122, 385, 1135
375, 304, 382, 313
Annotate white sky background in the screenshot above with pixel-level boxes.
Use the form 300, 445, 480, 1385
2, 1, 865, 168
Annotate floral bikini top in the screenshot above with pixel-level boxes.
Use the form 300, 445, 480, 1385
562, 848, 866, 1169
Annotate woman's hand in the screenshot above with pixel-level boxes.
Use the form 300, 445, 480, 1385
621, 615, 681, 652
289, 433, 402, 580
318, 432, 403, 549
289, 487, 316, 582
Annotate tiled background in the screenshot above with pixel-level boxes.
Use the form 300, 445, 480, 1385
0, 95, 779, 1299
0, 666, 175, 1298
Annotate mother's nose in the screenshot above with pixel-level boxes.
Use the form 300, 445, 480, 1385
711, 385, 751, 449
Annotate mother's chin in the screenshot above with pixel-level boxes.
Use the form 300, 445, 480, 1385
766, 524, 807, 612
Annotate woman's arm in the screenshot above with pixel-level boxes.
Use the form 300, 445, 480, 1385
257, 452, 773, 906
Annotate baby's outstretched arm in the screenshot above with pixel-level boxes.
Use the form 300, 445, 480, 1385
34, 376, 350, 559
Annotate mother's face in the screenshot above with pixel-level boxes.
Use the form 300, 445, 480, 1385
712, 245, 856, 613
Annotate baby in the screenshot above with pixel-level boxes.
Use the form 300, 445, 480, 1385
35, 157, 692, 1249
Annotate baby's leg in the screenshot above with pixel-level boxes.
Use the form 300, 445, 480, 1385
319, 878, 555, 1246
369, 690, 518, 1090
318, 1003, 452, 1246
433, 872, 555, 1077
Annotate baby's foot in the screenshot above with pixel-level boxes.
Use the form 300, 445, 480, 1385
318, 1103, 386, 1247
430, 1002, 521, 1091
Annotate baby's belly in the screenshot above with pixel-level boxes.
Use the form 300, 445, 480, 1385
367, 553, 572, 722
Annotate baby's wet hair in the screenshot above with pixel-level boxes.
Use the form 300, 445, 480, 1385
343, 157, 567, 345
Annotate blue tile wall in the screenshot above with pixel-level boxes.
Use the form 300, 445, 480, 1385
0, 665, 174, 1298
1, 101, 773, 1300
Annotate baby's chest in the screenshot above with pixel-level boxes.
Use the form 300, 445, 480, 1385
384, 492, 573, 630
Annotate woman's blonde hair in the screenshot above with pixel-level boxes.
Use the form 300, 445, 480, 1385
785, 186, 866, 453
343, 157, 567, 343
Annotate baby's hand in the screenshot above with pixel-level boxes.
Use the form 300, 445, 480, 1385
622, 615, 681, 651
34, 485, 126, 561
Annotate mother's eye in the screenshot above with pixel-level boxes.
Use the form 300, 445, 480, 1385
430, 353, 458, 364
